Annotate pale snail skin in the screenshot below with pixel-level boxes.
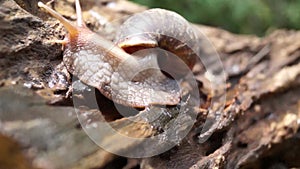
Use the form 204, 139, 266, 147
38, 0, 199, 108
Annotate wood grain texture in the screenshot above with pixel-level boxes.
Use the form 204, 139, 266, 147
1, 0, 300, 169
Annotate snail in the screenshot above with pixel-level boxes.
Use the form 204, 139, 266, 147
38, 0, 200, 108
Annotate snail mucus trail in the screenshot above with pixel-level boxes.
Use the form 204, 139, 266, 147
38, 0, 199, 108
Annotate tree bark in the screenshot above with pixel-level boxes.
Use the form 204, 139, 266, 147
0, 0, 299, 169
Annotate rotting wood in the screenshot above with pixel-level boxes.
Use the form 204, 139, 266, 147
0, 0, 300, 169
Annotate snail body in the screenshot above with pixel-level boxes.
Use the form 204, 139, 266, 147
38, 0, 199, 108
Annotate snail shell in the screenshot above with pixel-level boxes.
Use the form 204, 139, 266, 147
115, 8, 200, 76
38, 0, 200, 108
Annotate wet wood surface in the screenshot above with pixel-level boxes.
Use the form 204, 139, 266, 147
0, 0, 300, 169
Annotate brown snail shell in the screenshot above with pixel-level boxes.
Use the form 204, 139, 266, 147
115, 8, 200, 76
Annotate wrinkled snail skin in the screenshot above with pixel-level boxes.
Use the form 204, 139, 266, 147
38, 0, 199, 108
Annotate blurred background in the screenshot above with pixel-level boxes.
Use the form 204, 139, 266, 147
130, 0, 300, 36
